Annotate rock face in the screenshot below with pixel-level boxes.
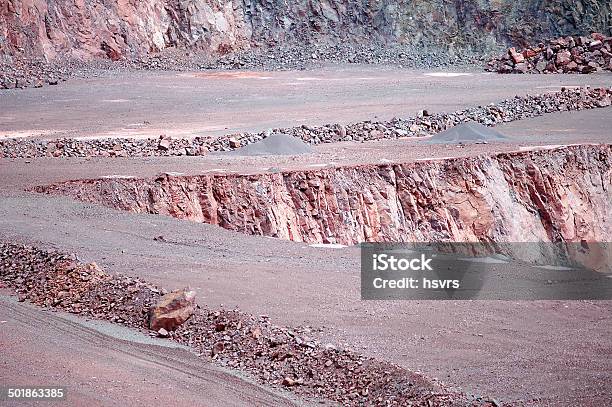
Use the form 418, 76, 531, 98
148, 289, 197, 331
37, 145, 612, 247
0, 0, 250, 61
2, 1, 611, 62
487, 33, 612, 73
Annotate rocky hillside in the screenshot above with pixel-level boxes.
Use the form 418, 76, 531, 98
2, 0, 611, 62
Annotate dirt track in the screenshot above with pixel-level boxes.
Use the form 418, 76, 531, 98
1, 66, 611, 140
0, 294, 302, 406
1, 67, 611, 406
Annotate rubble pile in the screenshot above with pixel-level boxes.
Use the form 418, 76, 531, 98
0, 242, 488, 406
0, 42, 485, 90
0, 58, 68, 89
486, 33, 612, 74
207, 41, 484, 71
1, 87, 610, 159
0, 243, 158, 324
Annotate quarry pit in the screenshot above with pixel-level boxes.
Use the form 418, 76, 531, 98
1, 63, 611, 407
3, 1, 612, 404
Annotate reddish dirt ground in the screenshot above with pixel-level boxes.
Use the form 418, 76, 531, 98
0, 293, 302, 407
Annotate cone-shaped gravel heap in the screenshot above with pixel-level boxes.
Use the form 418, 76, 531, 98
424, 122, 509, 144
228, 133, 314, 156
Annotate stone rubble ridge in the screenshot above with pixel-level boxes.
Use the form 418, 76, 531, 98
0, 241, 493, 406
1, 87, 610, 160
486, 33, 612, 74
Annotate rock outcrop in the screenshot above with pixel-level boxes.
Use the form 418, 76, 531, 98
2, 1, 611, 62
487, 33, 612, 73
36, 145, 612, 248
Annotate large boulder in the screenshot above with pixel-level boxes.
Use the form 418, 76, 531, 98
509, 47, 525, 64
555, 50, 572, 66
148, 289, 196, 331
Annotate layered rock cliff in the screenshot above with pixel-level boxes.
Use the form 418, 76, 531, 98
36, 144, 612, 247
2, 0, 611, 62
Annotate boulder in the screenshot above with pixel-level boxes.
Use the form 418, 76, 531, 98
228, 137, 241, 148
535, 60, 547, 72
514, 62, 528, 73
509, 47, 524, 64
595, 96, 611, 108
148, 289, 196, 331
555, 50, 572, 66
523, 48, 538, 59
566, 61, 578, 71
581, 64, 597, 74
588, 40, 603, 51
158, 136, 172, 151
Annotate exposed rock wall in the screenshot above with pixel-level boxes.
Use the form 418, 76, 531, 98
36, 145, 612, 246
2, 0, 611, 61
0, 0, 170, 60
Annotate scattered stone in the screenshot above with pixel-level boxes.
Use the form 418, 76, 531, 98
282, 377, 300, 387
157, 328, 170, 337
251, 326, 262, 339
211, 341, 225, 356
